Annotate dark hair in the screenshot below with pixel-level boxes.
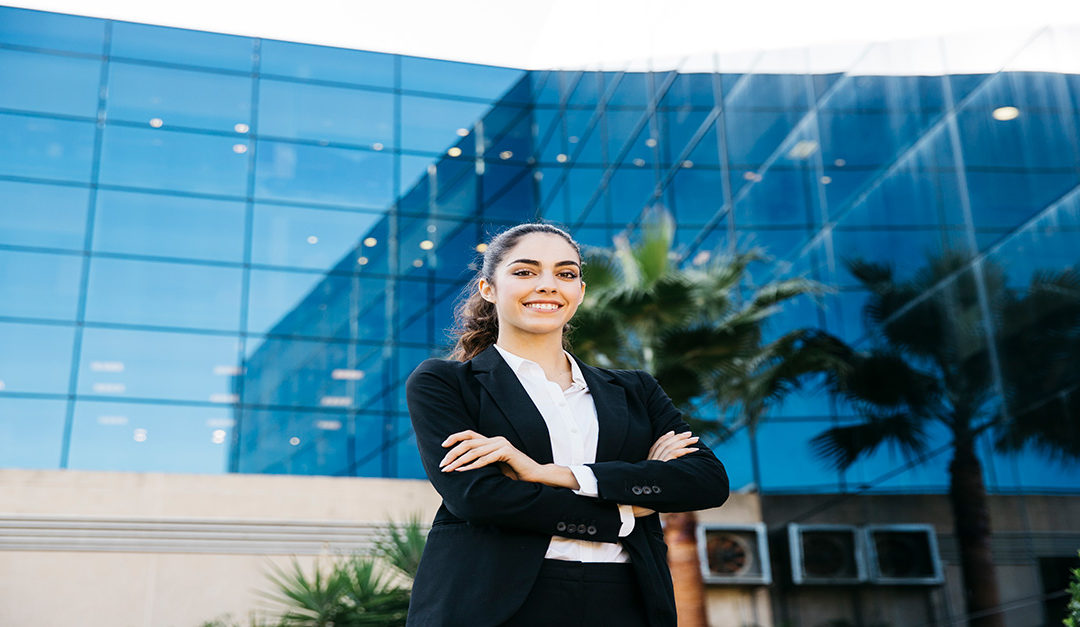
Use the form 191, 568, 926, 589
449, 223, 582, 361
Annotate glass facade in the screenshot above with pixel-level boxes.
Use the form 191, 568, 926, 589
1, 7, 1077, 495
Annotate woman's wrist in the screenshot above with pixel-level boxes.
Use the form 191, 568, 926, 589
522, 463, 580, 489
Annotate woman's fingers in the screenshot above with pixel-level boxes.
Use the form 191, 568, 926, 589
441, 442, 498, 472
652, 432, 699, 461
441, 430, 479, 447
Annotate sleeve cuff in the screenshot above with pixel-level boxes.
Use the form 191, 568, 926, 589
569, 465, 599, 497
617, 504, 636, 537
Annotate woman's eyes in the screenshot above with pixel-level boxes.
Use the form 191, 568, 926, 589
511, 269, 578, 279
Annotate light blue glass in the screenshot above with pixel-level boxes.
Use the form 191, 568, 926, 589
76, 327, 239, 402
68, 400, 234, 473
567, 73, 602, 106
401, 56, 525, 100
93, 190, 245, 262
110, 21, 253, 71
395, 429, 426, 480
250, 203, 383, 270
254, 141, 393, 208
0, 180, 88, 248
0, 6, 104, 54
258, 79, 393, 147
0, 322, 74, 394
0, 397, 67, 469
725, 73, 811, 111
0, 49, 101, 117
236, 408, 362, 475
704, 427, 754, 492
563, 109, 602, 165
400, 94, 493, 154
565, 167, 605, 222
0, 249, 82, 320
605, 110, 655, 165
246, 268, 387, 341
241, 336, 386, 410
84, 257, 243, 331
106, 61, 252, 132
99, 125, 250, 196
756, 419, 840, 492
606, 72, 650, 107
259, 39, 394, 88
0, 113, 95, 181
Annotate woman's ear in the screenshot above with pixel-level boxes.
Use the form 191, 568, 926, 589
477, 277, 495, 303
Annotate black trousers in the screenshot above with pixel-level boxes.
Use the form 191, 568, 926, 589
501, 559, 649, 627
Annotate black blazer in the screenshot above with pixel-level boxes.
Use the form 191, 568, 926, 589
404, 344, 730, 627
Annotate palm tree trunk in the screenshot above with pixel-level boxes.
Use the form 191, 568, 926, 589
948, 439, 1003, 627
664, 511, 708, 627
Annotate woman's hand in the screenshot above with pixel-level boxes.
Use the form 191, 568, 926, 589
440, 430, 543, 481
647, 430, 699, 462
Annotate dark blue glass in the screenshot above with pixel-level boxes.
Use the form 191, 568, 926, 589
107, 61, 252, 132
99, 125, 250, 196
662, 109, 717, 165
566, 167, 606, 223
834, 160, 963, 228
608, 167, 658, 224
0, 113, 95, 181
0, 6, 104, 54
254, 141, 393, 208
241, 337, 387, 410
484, 173, 537, 222
246, 269, 387, 341
732, 167, 811, 227
250, 204, 384, 270
84, 257, 243, 331
0, 181, 88, 249
259, 39, 394, 88
236, 408, 363, 476
660, 73, 715, 109
846, 419, 953, 492
564, 109, 603, 165
401, 56, 525, 100
481, 161, 529, 204
822, 75, 947, 112
395, 429, 426, 479
669, 168, 725, 225
605, 110, 655, 165
93, 190, 245, 262
0, 398, 67, 469
955, 107, 1078, 169
964, 170, 1079, 230
606, 72, 650, 107
0, 322, 75, 394
830, 228, 951, 288
258, 79, 393, 147
76, 327, 239, 402
110, 21, 253, 71
68, 400, 234, 473
400, 94, 492, 154
724, 109, 807, 166
429, 219, 476, 281
481, 105, 531, 158
756, 419, 839, 492
704, 427, 753, 492
0, 49, 101, 117
817, 111, 933, 168
0, 249, 82, 320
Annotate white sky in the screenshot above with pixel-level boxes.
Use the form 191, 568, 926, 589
8, 0, 1080, 71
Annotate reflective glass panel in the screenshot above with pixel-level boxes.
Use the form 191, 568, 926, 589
99, 126, 250, 196
259, 39, 395, 88
246, 269, 387, 341
0, 397, 67, 469
0, 48, 101, 117
106, 61, 252, 132
250, 204, 383, 270
401, 56, 524, 100
400, 95, 492, 154
254, 141, 393, 208
0, 114, 95, 181
110, 22, 253, 71
0, 181, 88, 249
0, 6, 104, 54
0, 322, 75, 394
258, 79, 393, 147
0, 249, 82, 320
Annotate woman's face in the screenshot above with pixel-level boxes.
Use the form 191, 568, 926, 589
478, 232, 585, 342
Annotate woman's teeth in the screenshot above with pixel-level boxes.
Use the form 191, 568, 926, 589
525, 303, 560, 312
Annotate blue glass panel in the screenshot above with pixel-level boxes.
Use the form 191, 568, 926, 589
93, 190, 245, 262
608, 167, 657, 224
830, 228, 952, 288
0, 181, 88, 248
566, 167, 605, 223
736, 228, 806, 261
484, 171, 536, 221
107, 62, 252, 132
705, 427, 754, 492
533, 108, 564, 164
564, 109, 602, 165
662, 109, 715, 163
254, 141, 393, 208
0, 114, 95, 181
110, 21, 253, 71
818, 111, 932, 168
250, 204, 383, 270
532, 71, 561, 106
241, 336, 386, 410
0, 249, 81, 320
85, 258, 243, 331
0, 7, 105, 54
482, 106, 532, 159
847, 419, 953, 492
401, 56, 524, 100
0, 322, 74, 394
0, 397, 66, 469
258, 79, 393, 147
236, 408, 364, 475
732, 167, 811, 227
606, 72, 650, 107
661, 73, 715, 109
988, 445, 1080, 492
756, 419, 840, 492
400, 95, 492, 154
835, 164, 963, 228
955, 108, 1077, 169
259, 39, 394, 88
77, 327, 238, 402
99, 126, 250, 196
428, 219, 475, 282
725, 73, 811, 111
431, 167, 477, 218
964, 170, 1078, 230
481, 161, 529, 204
822, 75, 948, 112
68, 400, 234, 473
669, 168, 725, 225
246, 269, 387, 341
395, 428, 426, 480
400, 154, 437, 196
724, 109, 807, 166
605, 110, 655, 165
567, 73, 602, 107
0, 49, 101, 117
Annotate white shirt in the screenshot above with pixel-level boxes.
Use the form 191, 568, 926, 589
493, 344, 634, 563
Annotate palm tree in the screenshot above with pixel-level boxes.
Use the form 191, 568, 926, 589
570, 207, 849, 626
811, 252, 1080, 627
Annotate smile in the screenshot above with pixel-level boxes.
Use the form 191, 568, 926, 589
523, 302, 563, 312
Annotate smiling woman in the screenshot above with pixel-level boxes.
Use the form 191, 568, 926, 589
404, 222, 730, 626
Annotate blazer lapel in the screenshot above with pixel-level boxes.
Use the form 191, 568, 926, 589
571, 354, 630, 462
470, 345, 555, 464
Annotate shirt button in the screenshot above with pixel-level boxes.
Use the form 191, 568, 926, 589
631, 486, 643, 495
642, 486, 653, 495
587, 525, 597, 536
652, 485, 662, 494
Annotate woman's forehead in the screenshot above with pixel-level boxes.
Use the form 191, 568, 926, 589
502, 232, 579, 262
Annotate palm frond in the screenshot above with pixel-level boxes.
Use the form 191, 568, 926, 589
810, 412, 931, 470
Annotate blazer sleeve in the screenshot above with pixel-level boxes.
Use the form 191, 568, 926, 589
586, 370, 730, 512
406, 359, 624, 543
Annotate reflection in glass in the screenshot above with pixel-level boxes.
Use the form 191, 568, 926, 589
107, 62, 252, 132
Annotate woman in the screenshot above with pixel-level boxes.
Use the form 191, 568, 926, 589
405, 223, 729, 626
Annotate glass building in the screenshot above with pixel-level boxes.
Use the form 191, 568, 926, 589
1, 6, 1078, 500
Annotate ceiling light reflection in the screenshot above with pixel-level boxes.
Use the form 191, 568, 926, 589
357, 256, 369, 265
320, 396, 352, 407
315, 420, 343, 431
97, 415, 128, 426
447, 147, 462, 157
363, 237, 377, 247
211, 429, 227, 444
499, 151, 513, 160
331, 369, 365, 380
993, 106, 1020, 121
556, 154, 568, 163
232, 144, 248, 154
149, 118, 163, 128
476, 243, 488, 253
234, 123, 249, 133
289, 436, 300, 446
210, 393, 239, 404
420, 240, 434, 250
307, 235, 319, 244
133, 428, 148, 442
645, 138, 658, 148
91, 361, 124, 372
372, 142, 384, 151
92, 383, 126, 394
456, 128, 470, 137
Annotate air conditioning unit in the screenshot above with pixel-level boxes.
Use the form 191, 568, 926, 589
696, 523, 771, 585
864, 525, 944, 585
788, 524, 866, 585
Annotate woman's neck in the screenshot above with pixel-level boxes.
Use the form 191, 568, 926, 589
495, 332, 570, 380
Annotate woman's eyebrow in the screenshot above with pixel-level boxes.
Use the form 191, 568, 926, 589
506, 258, 581, 270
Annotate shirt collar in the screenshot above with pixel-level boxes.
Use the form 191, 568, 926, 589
492, 344, 588, 390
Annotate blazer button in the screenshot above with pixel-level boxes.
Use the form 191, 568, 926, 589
587, 525, 597, 536
642, 486, 653, 495
631, 486, 643, 495
652, 485, 662, 494
577, 524, 587, 534
556, 522, 566, 531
